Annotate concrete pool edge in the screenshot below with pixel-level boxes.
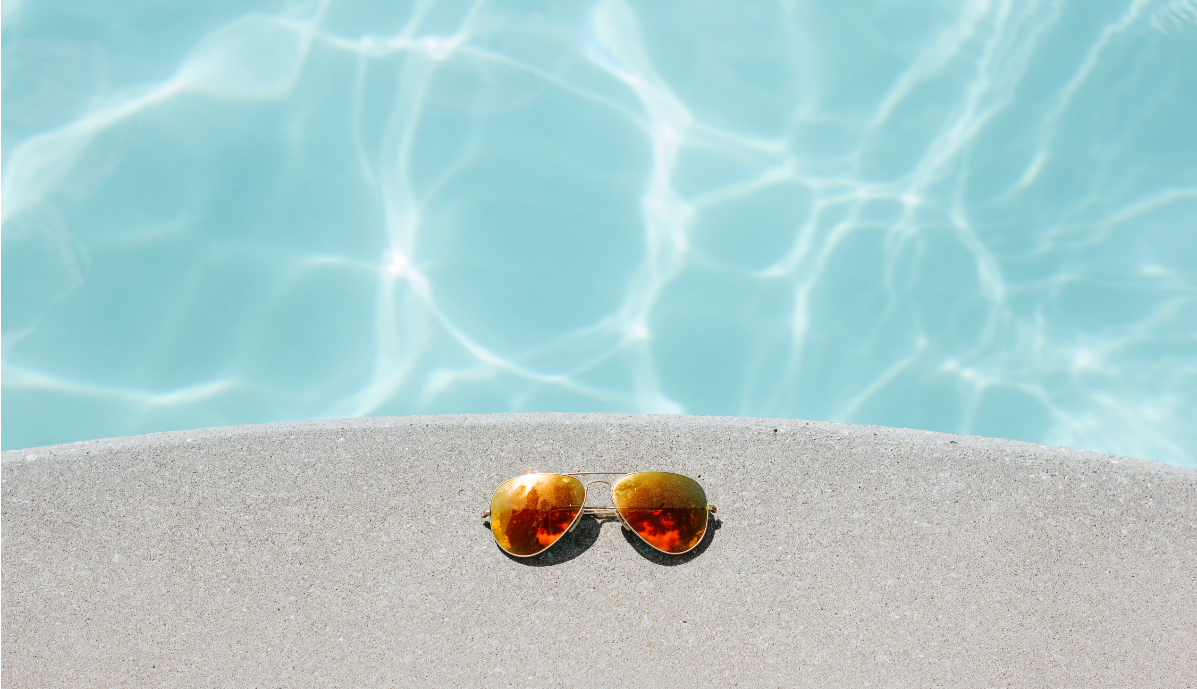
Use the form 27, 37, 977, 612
5, 412, 1195, 475
4, 414, 1196, 687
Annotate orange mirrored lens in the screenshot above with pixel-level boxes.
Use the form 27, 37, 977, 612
490, 474, 585, 556
612, 472, 707, 554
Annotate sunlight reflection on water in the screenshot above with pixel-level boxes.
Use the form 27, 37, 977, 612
3, 0, 1196, 467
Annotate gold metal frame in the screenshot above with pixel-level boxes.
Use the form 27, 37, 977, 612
482, 471, 718, 557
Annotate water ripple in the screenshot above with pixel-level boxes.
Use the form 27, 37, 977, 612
2, 0, 1195, 467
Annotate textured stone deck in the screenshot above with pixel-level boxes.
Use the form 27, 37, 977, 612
3, 414, 1195, 687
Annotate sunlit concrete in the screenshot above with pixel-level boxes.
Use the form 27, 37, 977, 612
3, 413, 1195, 686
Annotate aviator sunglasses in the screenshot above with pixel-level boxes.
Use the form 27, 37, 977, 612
482, 472, 717, 557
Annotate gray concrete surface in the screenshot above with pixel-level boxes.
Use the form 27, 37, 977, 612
3, 413, 1195, 687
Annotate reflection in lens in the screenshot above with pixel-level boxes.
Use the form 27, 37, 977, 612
612, 472, 708, 554
490, 474, 585, 556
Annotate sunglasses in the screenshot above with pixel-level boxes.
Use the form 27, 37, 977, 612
481, 472, 717, 557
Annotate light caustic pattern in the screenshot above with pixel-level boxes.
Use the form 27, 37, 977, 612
2, 1, 1195, 465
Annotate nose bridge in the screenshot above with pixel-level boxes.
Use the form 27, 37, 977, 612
579, 479, 622, 522
583, 479, 612, 504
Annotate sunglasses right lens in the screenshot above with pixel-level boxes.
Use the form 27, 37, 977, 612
490, 474, 585, 557
612, 472, 708, 554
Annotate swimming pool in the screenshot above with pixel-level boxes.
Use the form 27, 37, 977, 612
3, 0, 1195, 467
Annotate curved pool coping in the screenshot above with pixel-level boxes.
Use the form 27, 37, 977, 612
4, 413, 1196, 687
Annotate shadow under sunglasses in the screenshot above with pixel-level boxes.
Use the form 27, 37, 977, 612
481, 513, 722, 567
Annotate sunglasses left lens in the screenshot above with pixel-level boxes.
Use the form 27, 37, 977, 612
490, 474, 586, 557
613, 472, 708, 554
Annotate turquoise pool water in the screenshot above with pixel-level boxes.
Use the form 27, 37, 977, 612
3, 0, 1196, 466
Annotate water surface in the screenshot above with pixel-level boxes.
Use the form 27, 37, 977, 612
3, 0, 1196, 466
